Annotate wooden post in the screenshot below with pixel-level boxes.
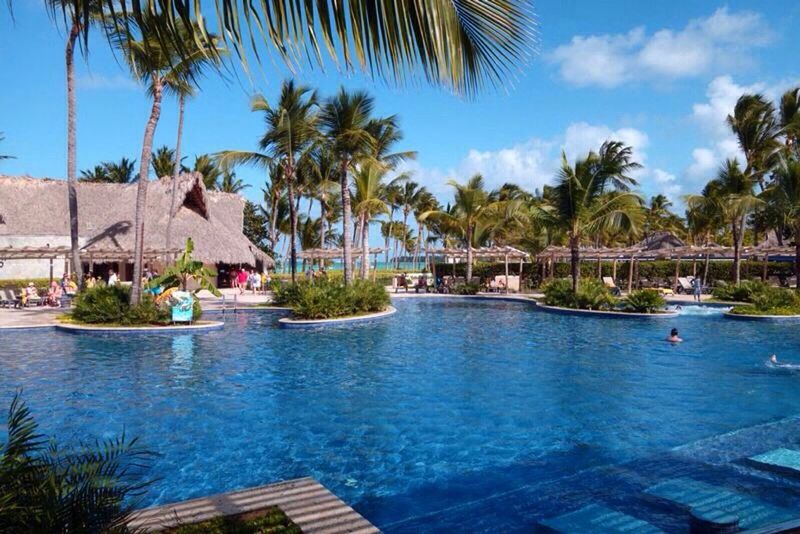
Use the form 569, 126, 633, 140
673, 256, 681, 292
627, 255, 635, 293
612, 259, 618, 281
634, 258, 640, 289
692, 259, 697, 277
597, 256, 602, 278
762, 254, 769, 281
49, 258, 54, 285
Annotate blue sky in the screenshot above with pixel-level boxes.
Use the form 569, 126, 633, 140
2, 0, 799, 211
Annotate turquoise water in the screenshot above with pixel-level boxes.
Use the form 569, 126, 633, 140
2, 299, 800, 531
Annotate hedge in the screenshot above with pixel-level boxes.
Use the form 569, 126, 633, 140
433, 259, 797, 288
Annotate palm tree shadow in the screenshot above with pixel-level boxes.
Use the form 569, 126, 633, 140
82, 221, 133, 250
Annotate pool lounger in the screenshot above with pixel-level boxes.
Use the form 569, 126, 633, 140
745, 448, 800, 479
644, 477, 798, 530
538, 504, 662, 533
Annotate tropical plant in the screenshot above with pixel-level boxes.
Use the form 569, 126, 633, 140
764, 156, 800, 287
116, 15, 222, 304
217, 171, 248, 194
624, 289, 666, 313
643, 194, 685, 239
352, 162, 389, 279
55, 1, 535, 98
80, 157, 136, 183
547, 141, 643, 292
151, 146, 179, 178
251, 81, 320, 283
727, 94, 781, 189
686, 159, 762, 285
243, 200, 271, 254
319, 88, 377, 284
305, 144, 340, 251
150, 238, 221, 296
192, 154, 222, 189
780, 87, 800, 154
272, 279, 389, 320
0, 391, 153, 532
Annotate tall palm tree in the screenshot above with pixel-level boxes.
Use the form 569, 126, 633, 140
319, 88, 377, 284
352, 163, 390, 279
420, 174, 496, 281
547, 142, 644, 292
217, 171, 249, 194
306, 145, 340, 251
643, 194, 685, 239
61, 2, 534, 99
165, 37, 225, 253
686, 159, 762, 285
727, 94, 781, 189
383, 180, 404, 266
396, 180, 425, 268
118, 16, 219, 303
251, 81, 319, 283
780, 87, 800, 154
48, 0, 107, 286
765, 156, 800, 287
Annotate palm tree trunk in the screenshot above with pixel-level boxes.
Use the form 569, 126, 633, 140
385, 209, 394, 266
361, 214, 370, 280
286, 160, 298, 284
732, 220, 742, 285
269, 189, 279, 248
570, 234, 580, 292
166, 91, 185, 256
319, 195, 327, 249
131, 77, 163, 304
65, 19, 84, 286
795, 222, 800, 289
340, 160, 353, 284
466, 225, 474, 281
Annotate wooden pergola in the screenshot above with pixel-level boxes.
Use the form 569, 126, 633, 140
297, 247, 387, 261
428, 245, 531, 291
537, 242, 799, 293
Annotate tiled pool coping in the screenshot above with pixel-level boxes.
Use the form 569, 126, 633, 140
127, 477, 378, 533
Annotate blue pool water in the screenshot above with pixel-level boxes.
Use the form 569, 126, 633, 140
2, 298, 800, 531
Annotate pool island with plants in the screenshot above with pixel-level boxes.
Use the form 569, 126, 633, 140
270, 279, 392, 324
714, 280, 800, 318
539, 279, 676, 317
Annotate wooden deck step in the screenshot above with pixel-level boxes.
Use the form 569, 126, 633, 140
127, 477, 379, 533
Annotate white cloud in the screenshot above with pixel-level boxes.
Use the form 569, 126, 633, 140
401, 122, 656, 199
652, 168, 682, 200
77, 74, 138, 91
549, 8, 772, 88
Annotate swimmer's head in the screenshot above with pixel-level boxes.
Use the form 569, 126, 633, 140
670, 328, 679, 337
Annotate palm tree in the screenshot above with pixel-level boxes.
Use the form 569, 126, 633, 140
62, 2, 534, 98
728, 94, 781, 189
48, 0, 107, 287
352, 163, 390, 279
193, 154, 222, 189
117, 15, 219, 303
421, 174, 496, 281
164, 37, 225, 253
319, 88, 377, 284
643, 194, 685, 239
686, 159, 762, 285
217, 171, 249, 193
547, 142, 644, 292
396, 180, 425, 268
79, 158, 136, 183
151, 146, 179, 178
765, 156, 800, 287
780, 87, 800, 154
305, 145, 340, 251
383, 180, 404, 266
250, 81, 319, 283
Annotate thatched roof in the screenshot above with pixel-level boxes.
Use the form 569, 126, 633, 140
429, 246, 530, 261
636, 231, 685, 251
0, 173, 273, 267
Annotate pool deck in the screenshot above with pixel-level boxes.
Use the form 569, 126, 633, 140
127, 477, 378, 533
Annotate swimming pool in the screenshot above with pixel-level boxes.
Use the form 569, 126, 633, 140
2, 298, 800, 531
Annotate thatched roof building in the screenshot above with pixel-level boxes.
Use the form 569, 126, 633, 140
0, 173, 271, 279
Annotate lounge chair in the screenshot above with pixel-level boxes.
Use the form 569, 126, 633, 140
676, 277, 693, 293
602, 276, 621, 296
0, 288, 15, 308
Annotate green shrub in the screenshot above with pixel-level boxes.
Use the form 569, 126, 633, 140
542, 279, 575, 307
712, 280, 770, 302
573, 278, 616, 310
276, 279, 389, 320
624, 289, 666, 313
454, 282, 480, 295
72, 284, 131, 324
542, 278, 616, 310
71, 284, 201, 325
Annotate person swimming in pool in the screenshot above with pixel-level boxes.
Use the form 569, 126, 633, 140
667, 328, 683, 343
771, 354, 779, 365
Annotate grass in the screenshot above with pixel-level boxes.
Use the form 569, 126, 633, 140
171, 506, 300, 533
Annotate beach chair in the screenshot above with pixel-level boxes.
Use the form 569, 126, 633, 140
0, 288, 14, 308
602, 276, 621, 296
676, 277, 693, 293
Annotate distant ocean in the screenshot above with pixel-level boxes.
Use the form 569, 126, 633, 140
277, 260, 426, 272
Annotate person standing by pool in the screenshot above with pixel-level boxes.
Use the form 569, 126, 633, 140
107, 270, 118, 286
691, 277, 702, 302
667, 328, 683, 343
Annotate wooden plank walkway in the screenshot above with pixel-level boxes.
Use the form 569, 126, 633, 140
127, 477, 379, 533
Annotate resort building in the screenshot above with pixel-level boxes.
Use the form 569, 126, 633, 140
0, 173, 272, 283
